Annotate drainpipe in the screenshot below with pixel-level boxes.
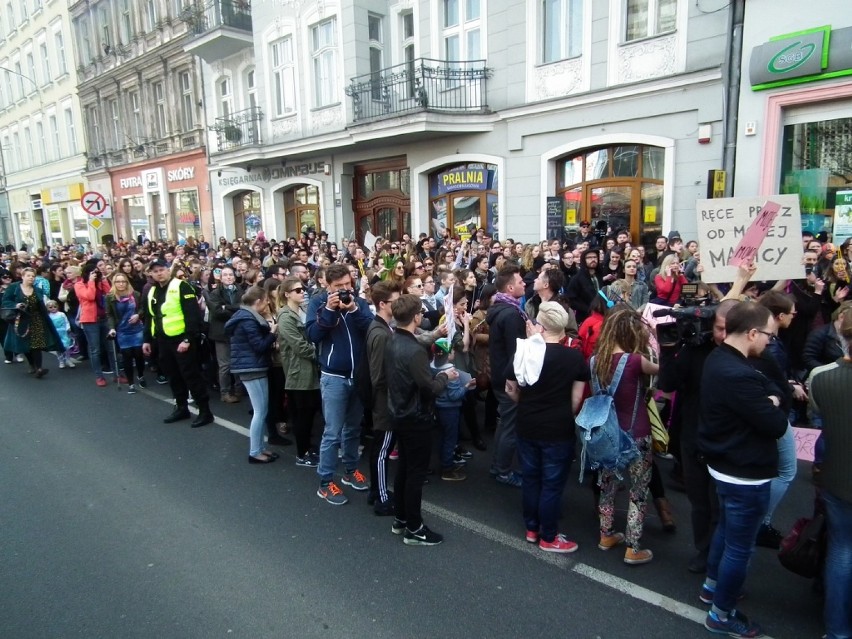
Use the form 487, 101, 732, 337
721, 0, 746, 196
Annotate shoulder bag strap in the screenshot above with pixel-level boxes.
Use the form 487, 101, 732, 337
589, 355, 601, 394
607, 352, 629, 395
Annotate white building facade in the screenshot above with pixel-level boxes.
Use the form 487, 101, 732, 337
189, 0, 733, 249
0, 0, 89, 250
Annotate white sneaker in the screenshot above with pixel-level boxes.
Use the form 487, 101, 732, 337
59, 362, 65, 369
66, 360, 76, 368
15, 354, 24, 362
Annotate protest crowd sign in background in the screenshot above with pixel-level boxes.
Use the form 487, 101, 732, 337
695, 194, 805, 284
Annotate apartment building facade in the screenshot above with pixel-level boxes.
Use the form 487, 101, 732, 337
188, 0, 733, 248
0, 0, 88, 250
69, 0, 212, 244
734, 0, 852, 243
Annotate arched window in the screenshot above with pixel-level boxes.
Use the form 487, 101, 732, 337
556, 144, 664, 250
284, 184, 320, 237
233, 190, 262, 239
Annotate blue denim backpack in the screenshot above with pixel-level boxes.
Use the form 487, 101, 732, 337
576, 353, 641, 482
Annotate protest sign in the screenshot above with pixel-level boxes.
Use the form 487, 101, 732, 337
792, 426, 819, 462
695, 194, 804, 283
833, 190, 852, 246
728, 201, 780, 267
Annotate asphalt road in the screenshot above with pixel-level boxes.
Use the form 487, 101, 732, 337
0, 361, 824, 639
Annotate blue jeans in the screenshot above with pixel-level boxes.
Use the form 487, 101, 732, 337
242, 377, 268, 457
517, 437, 574, 542
765, 424, 797, 525
436, 405, 462, 470
491, 386, 518, 475
317, 374, 363, 482
707, 479, 770, 614
824, 490, 852, 639
80, 320, 116, 379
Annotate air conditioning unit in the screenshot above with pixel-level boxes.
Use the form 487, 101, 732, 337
31, 198, 43, 210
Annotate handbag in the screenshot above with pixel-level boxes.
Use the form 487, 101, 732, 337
0, 307, 17, 322
778, 512, 826, 579
647, 390, 670, 455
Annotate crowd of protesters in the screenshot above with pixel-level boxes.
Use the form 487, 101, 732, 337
1, 221, 851, 639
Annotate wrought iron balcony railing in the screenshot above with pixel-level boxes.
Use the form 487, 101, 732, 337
345, 58, 490, 123
211, 107, 263, 152
182, 0, 252, 35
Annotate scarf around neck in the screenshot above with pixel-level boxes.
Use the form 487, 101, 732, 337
493, 292, 529, 322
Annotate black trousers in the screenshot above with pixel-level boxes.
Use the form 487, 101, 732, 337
394, 428, 432, 531
287, 388, 321, 457
681, 440, 718, 555
369, 429, 397, 504
266, 367, 288, 437
156, 337, 209, 407
121, 346, 145, 383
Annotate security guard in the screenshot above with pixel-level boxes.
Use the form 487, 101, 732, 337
142, 258, 214, 427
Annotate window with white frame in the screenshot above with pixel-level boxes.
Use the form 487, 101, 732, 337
64, 106, 77, 154
13, 60, 23, 99
270, 38, 295, 116
180, 71, 193, 130
25, 50, 36, 90
120, 0, 132, 44
130, 90, 142, 141
19, 0, 26, 23
98, 5, 110, 48
6, 4, 14, 34
4, 67, 13, 103
625, 0, 676, 42
368, 14, 384, 100
86, 106, 100, 154
35, 120, 44, 164
400, 10, 416, 97
146, 0, 158, 31
79, 16, 92, 63
310, 18, 338, 108
11, 131, 20, 171
55, 29, 67, 74
33, 0, 41, 13
153, 81, 166, 137
542, 0, 582, 62
218, 76, 232, 117
441, 0, 482, 62
39, 41, 50, 84
23, 126, 33, 167
246, 68, 257, 110
109, 98, 120, 149
1, 134, 11, 171
0, 79, 4, 108
48, 113, 59, 159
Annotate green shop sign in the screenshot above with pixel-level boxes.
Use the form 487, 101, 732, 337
750, 25, 852, 90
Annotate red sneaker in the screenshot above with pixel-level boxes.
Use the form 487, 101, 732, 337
539, 534, 579, 554
95, 377, 107, 387
118, 375, 129, 384
525, 529, 539, 543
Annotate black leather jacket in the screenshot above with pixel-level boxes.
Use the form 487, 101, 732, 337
803, 323, 844, 374
385, 328, 449, 431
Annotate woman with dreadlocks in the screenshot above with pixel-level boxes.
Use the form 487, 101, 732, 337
592, 307, 659, 565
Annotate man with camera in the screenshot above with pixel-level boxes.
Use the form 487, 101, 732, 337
306, 263, 374, 505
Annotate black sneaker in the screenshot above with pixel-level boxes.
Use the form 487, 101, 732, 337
391, 518, 407, 535
755, 523, 783, 550
295, 453, 318, 468
454, 446, 473, 460
156, 374, 168, 385
373, 499, 395, 516
403, 524, 443, 546
137, 377, 147, 389
127, 384, 137, 394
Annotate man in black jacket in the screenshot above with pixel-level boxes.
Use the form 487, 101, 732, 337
386, 294, 457, 546
566, 249, 603, 323
486, 265, 527, 487
698, 302, 788, 637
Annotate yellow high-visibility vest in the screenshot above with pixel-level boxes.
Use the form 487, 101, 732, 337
147, 278, 185, 337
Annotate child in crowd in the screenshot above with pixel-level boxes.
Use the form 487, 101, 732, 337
45, 299, 75, 369
431, 339, 473, 481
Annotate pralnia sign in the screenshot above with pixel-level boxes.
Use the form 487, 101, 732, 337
750, 25, 852, 90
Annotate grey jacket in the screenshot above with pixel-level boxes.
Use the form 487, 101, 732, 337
277, 305, 319, 390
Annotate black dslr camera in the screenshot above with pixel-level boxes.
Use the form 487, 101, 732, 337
338, 289, 353, 305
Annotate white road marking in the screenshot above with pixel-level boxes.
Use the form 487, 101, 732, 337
142, 389, 776, 638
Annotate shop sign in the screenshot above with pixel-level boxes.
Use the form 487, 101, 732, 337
120, 176, 143, 189
545, 197, 563, 240
168, 167, 196, 182
751, 26, 852, 90
217, 162, 326, 187
695, 194, 804, 283
436, 167, 488, 195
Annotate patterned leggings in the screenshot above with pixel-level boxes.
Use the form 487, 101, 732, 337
598, 436, 653, 549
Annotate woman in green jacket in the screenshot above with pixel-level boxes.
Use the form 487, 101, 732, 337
1, 267, 62, 377
277, 277, 320, 467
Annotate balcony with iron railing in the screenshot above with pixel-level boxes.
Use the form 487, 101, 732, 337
346, 58, 491, 123
182, 0, 253, 63
210, 107, 263, 153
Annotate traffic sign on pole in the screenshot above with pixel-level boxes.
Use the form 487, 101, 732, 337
81, 191, 108, 216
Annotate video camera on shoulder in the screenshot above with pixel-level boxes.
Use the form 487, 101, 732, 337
653, 304, 717, 349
